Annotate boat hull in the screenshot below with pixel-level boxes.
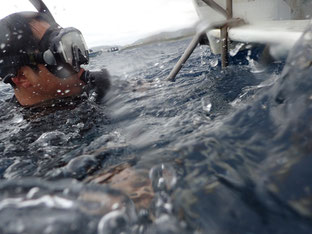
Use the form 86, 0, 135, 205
193, 0, 292, 24
192, 0, 311, 56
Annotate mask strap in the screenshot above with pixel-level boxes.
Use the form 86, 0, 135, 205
38, 25, 60, 51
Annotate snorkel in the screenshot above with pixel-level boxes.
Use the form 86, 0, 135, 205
29, 0, 56, 23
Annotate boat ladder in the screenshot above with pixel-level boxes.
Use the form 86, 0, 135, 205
167, 0, 242, 82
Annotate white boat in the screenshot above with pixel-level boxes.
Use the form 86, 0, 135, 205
192, 0, 311, 56
167, 0, 312, 81
88, 49, 103, 58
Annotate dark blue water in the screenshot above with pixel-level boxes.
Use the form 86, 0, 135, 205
0, 25, 312, 234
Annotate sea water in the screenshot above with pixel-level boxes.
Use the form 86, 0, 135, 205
0, 28, 312, 233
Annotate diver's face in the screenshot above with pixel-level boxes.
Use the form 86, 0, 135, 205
15, 64, 85, 99
11, 19, 86, 106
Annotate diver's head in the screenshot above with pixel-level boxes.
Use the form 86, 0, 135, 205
0, 11, 89, 106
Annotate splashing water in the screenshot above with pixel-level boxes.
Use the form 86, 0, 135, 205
0, 25, 312, 233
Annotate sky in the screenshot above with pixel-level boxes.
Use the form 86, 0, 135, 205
0, 0, 199, 47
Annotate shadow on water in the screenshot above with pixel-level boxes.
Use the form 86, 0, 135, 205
0, 25, 312, 233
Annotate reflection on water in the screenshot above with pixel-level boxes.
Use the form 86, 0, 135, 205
0, 25, 312, 233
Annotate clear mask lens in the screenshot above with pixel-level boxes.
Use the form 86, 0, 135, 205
57, 29, 89, 70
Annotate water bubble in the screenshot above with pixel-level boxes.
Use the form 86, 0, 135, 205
26, 187, 40, 199
201, 97, 212, 114
149, 164, 177, 192
65, 90, 70, 94
17, 35, 22, 40
0, 43, 5, 49
64, 154, 99, 179
3, 160, 36, 179
248, 59, 265, 74
57, 89, 62, 93
0, 60, 3, 64
75, 122, 84, 129
112, 203, 120, 210
97, 209, 130, 234
32, 130, 69, 147
209, 58, 218, 67
12, 115, 24, 124
230, 42, 244, 57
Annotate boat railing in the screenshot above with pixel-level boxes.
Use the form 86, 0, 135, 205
167, 0, 237, 81
196, 0, 234, 68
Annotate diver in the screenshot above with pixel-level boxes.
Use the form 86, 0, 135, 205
0, 8, 110, 108
0, 1, 155, 218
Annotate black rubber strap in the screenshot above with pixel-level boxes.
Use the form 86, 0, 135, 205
0, 52, 45, 69
38, 25, 60, 51
0, 54, 30, 68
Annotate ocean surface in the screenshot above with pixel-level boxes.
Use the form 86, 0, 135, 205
0, 25, 312, 234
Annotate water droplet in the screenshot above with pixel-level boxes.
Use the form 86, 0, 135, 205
201, 97, 212, 114
65, 89, 70, 94
0, 43, 5, 49
26, 187, 40, 199
17, 35, 22, 40
97, 209, 130, 234
112, 203, 120, 210
248, 59, 265, 74
57, 89, 62, 93
209, 58, 218, 67
230, 43, 244, 57
149, 164, 177, 192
